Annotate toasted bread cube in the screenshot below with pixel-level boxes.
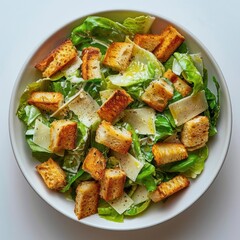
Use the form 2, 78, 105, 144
35, 39, 78, 77
36, 158, 66, 190
95, 121, 132, 154
97, 89, 133, 123
100, 169, 126, 201
50, 120, 77, 152
74, 181, 99, 220
133, 34, 162, 52
181, 116, 209, 150
164, 69, 192, 97
141, 79, 174, 112
102, 42, 133, 71
150, 175, 190, 202
81, 47, 102, 80
82, 147, 106, 180
28, 92, 64, 113
153, 25, 185, 62
152, 142, 188, 165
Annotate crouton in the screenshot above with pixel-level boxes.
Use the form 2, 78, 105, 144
35, 39, 78, 77
82, 147, 107, 180
50, 120, 77, 152
95, 120, 132, 154
28, 92, 64, 113
102, 42, 133, 71
181, 116, 209, 150
133, 34, 162, 52
153, 25, 185, 62
141, 79, 174, 112
81, 47, 102, 80
152, 142, 188, 165
164, 69, 192, 97
150, 175, 190, 202
36, 158, 66, 190
100, 168, 126, 201
97, 89, 133, 123
74, 181, 99, 220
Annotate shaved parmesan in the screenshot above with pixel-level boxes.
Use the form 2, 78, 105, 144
100, 89, 115, 103
131, 185, 149, 205
113, 152, 144, 181
62, 55, 82, 77
33, 119, 51, 151
123, 108, 156, 135
108, 192, 134, 214
169, 90, 208, 126
68, 91, 100, 127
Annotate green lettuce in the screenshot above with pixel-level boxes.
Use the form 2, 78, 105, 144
71, 16, 132, 46
108, 37, 164, 87
174, 52, 204, 95
124, 200, 151, 216
123, 15, 155, 34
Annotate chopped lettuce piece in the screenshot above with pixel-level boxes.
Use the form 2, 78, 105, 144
71, 16, 132, 46
108, 37, 164, 87
123, 15, 155, 34
174, 52, 204, 95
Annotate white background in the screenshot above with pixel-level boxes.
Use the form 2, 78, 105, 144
1, 0, 239, 239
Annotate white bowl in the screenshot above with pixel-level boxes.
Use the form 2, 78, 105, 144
9, 10, 232, 230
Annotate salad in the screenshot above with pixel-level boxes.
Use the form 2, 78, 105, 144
17, 15, 220, 222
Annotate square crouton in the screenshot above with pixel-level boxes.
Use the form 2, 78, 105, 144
50, 120, 77, 152
95, 120, 132, 154
102, 42, 133, 71
150, 175, 190, 202
35, 39, 78, 77
164, 69, 192, 97
153, 25, 185, 62
74, 181, 99, 220
82, 147, 107, 180
81, 47, 102, 80
152, 142, 188, 165
181, 116, 210, 150
133, 34, 162, 52
100, 168, 126, 201
141, 79, 174, 112
28, 92, 64, 113
97, 89, 133, 123
36, 158, 66, 190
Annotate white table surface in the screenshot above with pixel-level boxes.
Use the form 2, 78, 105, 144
1, 0, 239, 239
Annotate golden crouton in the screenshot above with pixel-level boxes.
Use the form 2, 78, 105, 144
153, 25, 185, 62
97, 89, 133, 123
28, 92, 64, 113
74, 181, 100, 220
81, 47, 102, 80
181, 116, 209, 150
102, 42, 133, 71
133, 34, 162, 52
152, 142, 188, 165
141, 79, 174, 112
95, 120, 132, 154
150, 175, 190, 202
36, 158, 66, 190
50, 120, 77, 152
35, 39, 78, 77
100, 168, 126, 201
163, 69, 192, 97
82, 147, 107, 180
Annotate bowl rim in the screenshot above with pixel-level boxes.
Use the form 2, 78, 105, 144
9, 9, 232, 231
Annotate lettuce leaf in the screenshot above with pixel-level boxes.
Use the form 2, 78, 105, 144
204, 76, 220, 136
174, 52, 204, 95
108, 37, 164, 87
183, 146, 209, 178
123, 15, 155, 34
124, 200, 151, 216
71, 16, 132, 46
